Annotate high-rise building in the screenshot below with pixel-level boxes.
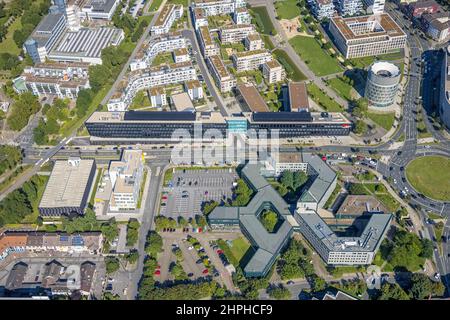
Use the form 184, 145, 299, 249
308, 0, 336, 20
365, 61, 401, 107
363, 0, 386, 14
335, 0, 364, 16
439, 46, 450, 130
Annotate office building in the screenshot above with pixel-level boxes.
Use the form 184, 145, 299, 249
109, 150, 144, 211
39, 158, 96, 217
237, 84, 269, 112
365, 61, 401, 107
130, 32, 187, 71
79, 0, 120, 20
308, 0, 336, 20
208, 163, 294, 277
149, 86, 167, 107
288, 82, 310, 111
231, 49, 273, 72
335, 0, 364, 16
48, 27, 124, 64
207, 55, 236, 93
172, 92, 195, 111
220, 24, 255, 44
85, 110, 352, 144
336, 195, 388, 218
233, 7, 252, 24
245, 33, 264, 51
262, 60, 285, 84
24, 12, 67, 64
13, 62, 90, 99
184, 79, 204, 100
198, 26, 220, 57
421, 12, 450, 42
151, 4, 183, 35
107, 61, 197, 111
329, 14, 407, 58
263, 152, 308, 177
439, 46, 450, 130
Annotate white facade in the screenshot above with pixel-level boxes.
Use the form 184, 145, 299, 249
245, 34, 264, 51
363, 0, 385, 14
184, 80, 204, 100
262, 61, 285, 84
232, 49, 273, 72
198, 26, 220, 57
80, 0, 120, 20
220, 24, 255, 44
308, 0, 336, 20
336, 0, 364, 16
207, 55, 236, 93
233, 8, 252, 24
192, 0, 236, 16
151, 4, 183, 35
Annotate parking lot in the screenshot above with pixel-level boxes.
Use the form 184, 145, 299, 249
160, 168, 238, 218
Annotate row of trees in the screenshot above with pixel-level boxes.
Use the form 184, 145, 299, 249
126, 218, 140, 247
376, 273, 445, 300
154, 214, 208, 231
277, 238, 315, 281
33, 99, 71, 144
0, 145, 22, 176
7, 92, 41, 131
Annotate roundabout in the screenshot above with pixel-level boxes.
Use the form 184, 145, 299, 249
405, 155, 450, 202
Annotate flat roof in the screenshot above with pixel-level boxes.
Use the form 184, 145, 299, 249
289, 82, 309, 111
278, 152, 303, 164
171, 92, 195, 111
336, 195, 389, 216
39, 159, 95, 209
234, 49, 270, 58
83, 0, 117, 13
35, 13, 65, 33
199, 26, 214, 46
331, 13, 406, 41
109, 150, 143, 194
208, 55, 230, 78
300, 153, 336, 204
246, 33, 262, 41
221, 24, 254, 31
237, 84, 269, 112
154, 4, 177, 27
252, 112, 313, 122
184, 79, 202, 89
174, 47, 188, 56
124, 110, 196, 121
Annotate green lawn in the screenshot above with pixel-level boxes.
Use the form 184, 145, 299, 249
229, 237, 251, 263
261, 34, 274, 50
149, 0, 164, 12
327, 77, 353, 101
289, 36, 342, 76
274, 0, 300, 20
0, 18, 22, 55
273, 49, 306, 81
406, 156, 450, 201
306, 83, 344, 112
151, 52, 174, 66
249, 6, 277, 35
367, 112, 396, 131
350, 51, 404, 68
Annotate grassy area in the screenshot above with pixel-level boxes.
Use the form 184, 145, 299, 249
137, 168, 148, 209
428, 212, 444, 220
229, 237, 251, 263
261, 34, 274, 51
88, 168, 103, 208
273, 49, 306, 81
326, 77, 353, 101
350, 51, 404, 69
167, 0, 188, 5
306, 83, 344, 112
274, 0, 300, 20
289, 36, 342, 76
152, 52, 174, 66
21, 175, 49, 224
0, 17, 22, 55
406, 156, 450, 201
367, 112, 396, 131
163, 168, 174, 186
249, 6, 276, 35
148, 0, 164, 11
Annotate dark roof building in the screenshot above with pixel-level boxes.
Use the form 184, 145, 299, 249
5, 262, 28, 291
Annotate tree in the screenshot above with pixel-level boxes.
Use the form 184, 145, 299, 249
7, 92, 41, 131
353, 98, 368, 118
145, 231, 163, 257
202, 200, 218, 215
195, 214, 208, 228
293, 171, 308, 190
280, 170, 294, 190
267, 284, 290, 300
125, 250, 139, 264
126, 219, 140, 247
260, 210, 278, 233
354, 120, 367, 135
232, 179, 252, 206
279, 263, 304, 280
419, 239, 433, 259
377, 282, 410, 300
409, 273, 432, 300
105, 256, 120, 274
89, 64, 111, 91
309, 275, 327, 292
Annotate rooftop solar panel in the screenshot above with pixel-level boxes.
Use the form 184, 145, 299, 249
124, 111, 196, 121
252, 112, 313, 122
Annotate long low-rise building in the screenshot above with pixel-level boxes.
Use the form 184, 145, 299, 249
237, 83, 269, 112
192, 0, 245, 16
48, 27, 124, 65
439, 46, 450, 130
198, 26, 220, 57
207, 55, 236, 93
85, 110, 352, 143
130, 32, 187, 71
329, 13, 407, 59
0, 231, 103, 261
13, 62, 90, 99
232, 49, 273, 72
219, 24, 255, 44
151, 4, 183, 35
39, 158, 96, 217
107, 61, 197, 111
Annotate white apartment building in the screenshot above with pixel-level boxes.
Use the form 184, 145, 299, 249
335, 0, 364, 16
193, 7, 208, 30
207, 55, 236, 93
107, 62, 197, 111
198, 26, 220, 57
109, 150, 144, 211
219, 24, 255, 44
422, 12, 450, 43
233, 7, 252, 24
231, 49, 273, 72
262, 60, 285, 84
149, 86, 167, 107
363, 0, 385, 14
151, 4, 183, 35
192, 0, 236, 16
184, 80, 204, 100
79, 0, 120, 20
308, 0, 335, 20
173, 47, 190, 63
130, 32, 187, 71
329, 14, 407, 58
245, 33, 264, 50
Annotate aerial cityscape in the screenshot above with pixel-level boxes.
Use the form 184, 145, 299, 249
0, 0, 449, 303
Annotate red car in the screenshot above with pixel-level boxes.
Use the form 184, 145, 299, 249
162, 195, 168, 200
154, 270, 161, 276
216, 249, 224, 255
202, 269, 209, 275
